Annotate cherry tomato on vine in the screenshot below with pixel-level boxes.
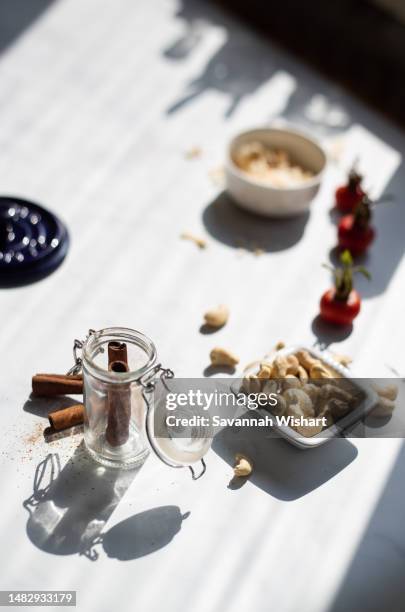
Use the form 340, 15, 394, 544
335, 168, 365, 213
338, 214, 375, 255
320, 288, 361, 326
320, 250, 370, 326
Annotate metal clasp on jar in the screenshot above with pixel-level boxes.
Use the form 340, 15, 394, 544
66, 329, 96, 376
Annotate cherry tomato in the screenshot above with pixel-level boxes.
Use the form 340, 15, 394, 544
320, 288, 361, 326
335, 184, 364, 213
338, 214, 375, 255
335, 173, 365, 213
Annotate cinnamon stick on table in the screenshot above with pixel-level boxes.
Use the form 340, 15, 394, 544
106, 343, 131, 447
48, 404, 84, 430
32, 373, 83, 396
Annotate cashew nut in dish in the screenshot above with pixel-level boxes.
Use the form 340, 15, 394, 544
331, 352, 353, 368
328, 398, 351, 419
262, 379, 278, 396
260, 382, 284, 411
302, 383, 323, 415
257, 364, 272, 379
204, 305, 229, 328
297, 365, 309, 384
269, 393, 286, 416
234, 454, 253, 477
296, 351, 337, 379
318, 406, 334, 427
319, 384, 354, 406
271, 355, 289, 378
283, 388, 314, 417
310, 364, 333, 379
295, 350, 318, 371
243, 359, 263, 373
286, 354, 299, 375
275, 341, 285, 350
241, 346, 362, 435
210, 347, 239, 367
260, 361, 274, 371
286, 403, 306, 419
282, 375, 301, 390
242, 374, 261, 394
302, 383, 321, 404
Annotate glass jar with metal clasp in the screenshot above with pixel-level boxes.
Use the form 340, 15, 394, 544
70, 327, 210, 479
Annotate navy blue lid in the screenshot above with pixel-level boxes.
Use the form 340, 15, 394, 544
0, 196, 69, 287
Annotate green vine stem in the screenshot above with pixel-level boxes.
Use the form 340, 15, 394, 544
323, 250, 370, 301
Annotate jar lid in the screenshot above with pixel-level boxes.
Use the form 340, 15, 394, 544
0, 196, 69, 286
145, 381, 213, 474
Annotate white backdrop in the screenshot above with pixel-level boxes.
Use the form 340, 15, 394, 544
0, 1, 404, 611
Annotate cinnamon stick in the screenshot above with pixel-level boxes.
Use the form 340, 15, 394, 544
48, 404, 84, 430
106, 355, 131, 447
108, 341, 128, 365
32, 373, 83, 396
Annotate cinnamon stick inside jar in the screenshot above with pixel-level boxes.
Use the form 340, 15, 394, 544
108, 341, 128, 365
48, 404, 84, 430
105, 345, 131, 447
32, 373, 83, 396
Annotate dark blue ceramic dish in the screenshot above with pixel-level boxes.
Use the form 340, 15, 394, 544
0, 196, 69, 287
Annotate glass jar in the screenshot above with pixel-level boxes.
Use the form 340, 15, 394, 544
80, 327, 210, 477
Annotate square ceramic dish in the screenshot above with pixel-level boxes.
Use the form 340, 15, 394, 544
241, 345, 378, 449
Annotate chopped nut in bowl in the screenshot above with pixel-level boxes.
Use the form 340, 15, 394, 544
226, 127, 326, 218
239, 345, 378, 449
233, 141, 314, 188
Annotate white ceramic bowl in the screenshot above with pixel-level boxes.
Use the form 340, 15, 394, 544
225, 127, 327, 218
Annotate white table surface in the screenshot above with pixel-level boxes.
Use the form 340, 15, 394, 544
0, 1, 405, 611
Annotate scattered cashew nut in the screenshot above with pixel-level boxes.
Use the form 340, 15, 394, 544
210, 347, 239, 367
234, 454, 253, 477
371, 383, 398, 417
204, 305, 229, 328
372, 383, 398, 402
371, 397, 396, 418
180, 231, 207, 249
